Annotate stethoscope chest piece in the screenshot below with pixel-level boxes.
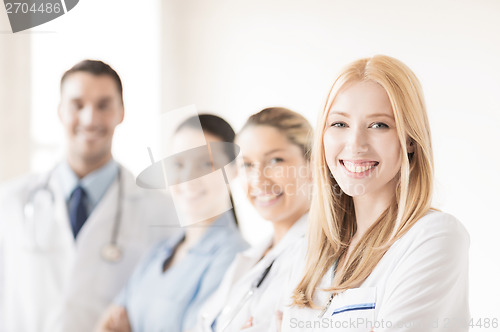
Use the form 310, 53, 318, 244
23, 166, 125, 262
100, 243, 122, 263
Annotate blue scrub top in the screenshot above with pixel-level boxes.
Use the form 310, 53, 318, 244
114, 212, 248, 332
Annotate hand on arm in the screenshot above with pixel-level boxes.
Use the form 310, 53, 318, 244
241, 316, 253, 329
276, 311, 283, 332
95, 305, 131, 332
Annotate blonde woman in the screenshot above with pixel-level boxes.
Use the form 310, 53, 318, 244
282, 56, 469, 331
194, 107, 313, 332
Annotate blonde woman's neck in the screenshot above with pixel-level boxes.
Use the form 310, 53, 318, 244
271, 209, 308, 248
262, 219, 295, 259
352, 189, 394, 240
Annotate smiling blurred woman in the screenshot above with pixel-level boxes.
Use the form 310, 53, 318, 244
193, 107, 313, 332
95, 114, 248, 332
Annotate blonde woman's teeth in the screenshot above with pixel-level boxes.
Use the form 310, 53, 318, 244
342, 161, 377, 173
255, 194, 280, 202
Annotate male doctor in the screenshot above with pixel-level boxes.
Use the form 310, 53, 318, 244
0, 60, 176, 332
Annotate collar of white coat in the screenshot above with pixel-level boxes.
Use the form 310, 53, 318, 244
57, 159, 119, 205
241, 212, 309, 262
52, 161, 145, 202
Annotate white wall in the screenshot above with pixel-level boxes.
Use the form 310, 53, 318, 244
0, 11, 31, 182
161, 0, 500, 321
27, 0, 163, 177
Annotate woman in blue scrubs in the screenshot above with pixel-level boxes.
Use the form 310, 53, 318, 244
95, 114, 249, 332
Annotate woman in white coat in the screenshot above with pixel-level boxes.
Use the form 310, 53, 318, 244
194, 107, 313, 332
282, 55, 469, 331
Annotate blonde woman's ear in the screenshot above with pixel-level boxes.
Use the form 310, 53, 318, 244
406, 139, 416, 154
305, 160, 313, 181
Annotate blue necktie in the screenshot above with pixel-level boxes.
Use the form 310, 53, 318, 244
69, 185, 88, 239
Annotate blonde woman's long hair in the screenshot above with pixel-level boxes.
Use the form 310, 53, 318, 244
292, 55, 434, 308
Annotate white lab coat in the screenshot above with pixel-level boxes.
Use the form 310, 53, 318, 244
0, 165, 177, 332
281, 211, 470, 332
194, 214, 308, 332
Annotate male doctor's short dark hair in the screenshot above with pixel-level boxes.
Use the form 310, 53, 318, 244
60, 60, 124, 105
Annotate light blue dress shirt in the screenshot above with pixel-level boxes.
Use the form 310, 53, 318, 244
114, 211, 248, 332
56, 159, 119, 215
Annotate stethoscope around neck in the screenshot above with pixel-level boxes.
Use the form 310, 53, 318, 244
22, 166, 124, 263
214, 259, 275, 331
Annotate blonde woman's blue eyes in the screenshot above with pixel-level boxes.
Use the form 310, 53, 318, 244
269, 157, 284, 165
329, 122, 389, 129
330, 122, 346, 128
241, 158, 282, 169
370, 122, 389, 129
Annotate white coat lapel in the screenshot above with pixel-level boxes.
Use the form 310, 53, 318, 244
57, 173, 121, 332
230, 238, 272, 284
48, 172, 75, 252
199, 240, 270, 329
